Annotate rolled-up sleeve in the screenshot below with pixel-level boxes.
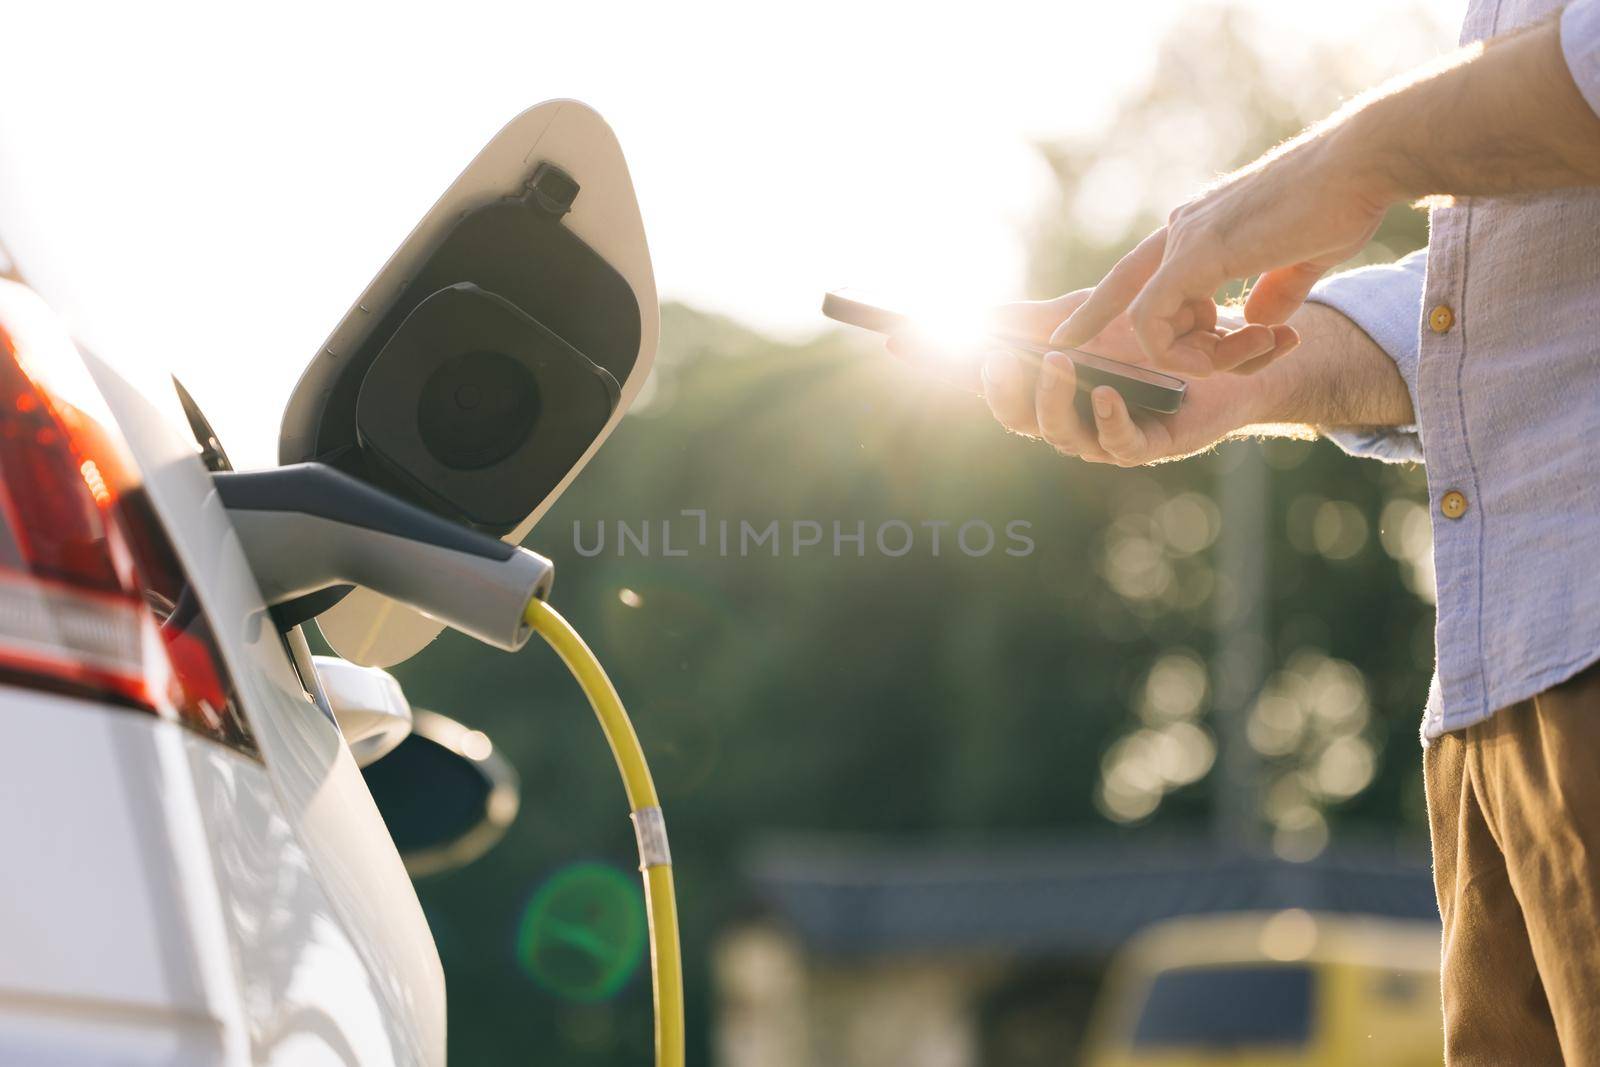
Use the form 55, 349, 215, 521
1304, 249, 1427, 463
1562, 0, 1600, 119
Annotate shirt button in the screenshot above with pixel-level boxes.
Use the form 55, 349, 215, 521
1440, 490, 1469, 519
1429, 305, 1456, 333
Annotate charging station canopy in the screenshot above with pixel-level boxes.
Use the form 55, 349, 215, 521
279, 100, 657, 666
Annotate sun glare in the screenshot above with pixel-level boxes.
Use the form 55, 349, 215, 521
898, 299, 999, 356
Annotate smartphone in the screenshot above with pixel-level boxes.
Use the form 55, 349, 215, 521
821, 288, 1187, 415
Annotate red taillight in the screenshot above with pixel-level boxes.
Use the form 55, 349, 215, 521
0, 359, 122, 592
0, 282, 258, 758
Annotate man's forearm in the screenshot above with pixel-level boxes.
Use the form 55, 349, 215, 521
1249, 302, 1415, 433
1341, 16, 1600, 200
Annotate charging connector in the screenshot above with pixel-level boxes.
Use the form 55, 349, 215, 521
216, 463, 552, 650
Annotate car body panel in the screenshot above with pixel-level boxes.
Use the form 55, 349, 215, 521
0, 298, 444, 1064
0, 691, 234, 1053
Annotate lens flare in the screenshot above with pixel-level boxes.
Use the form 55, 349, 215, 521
517, 862, 647, 1002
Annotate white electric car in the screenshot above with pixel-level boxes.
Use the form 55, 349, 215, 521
0, 270, 448, 1065
0, 100, 658, 1066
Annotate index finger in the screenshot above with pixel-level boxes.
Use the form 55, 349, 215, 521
1127, 252, 1227, 367
1050, 228, 1167, 349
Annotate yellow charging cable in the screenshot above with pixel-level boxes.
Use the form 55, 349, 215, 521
523, 598, 684, 1067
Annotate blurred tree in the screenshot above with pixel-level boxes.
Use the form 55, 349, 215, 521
387, 5, 1449, 1064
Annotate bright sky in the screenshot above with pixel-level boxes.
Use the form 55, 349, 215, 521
1, 0, 1458, 469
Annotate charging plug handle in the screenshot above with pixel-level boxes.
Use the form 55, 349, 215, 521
216, 463, 552, 651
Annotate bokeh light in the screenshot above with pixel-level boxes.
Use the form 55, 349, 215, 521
1312, 500, 1369, 560
1287, 494, 1371, 561
1247, 650, 1380, 860
1258, 908, 1319, 961
1098, 650, 1218, 823
1380, 497, 1438, 604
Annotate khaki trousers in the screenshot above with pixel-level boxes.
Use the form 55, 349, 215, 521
1426, 664, 1600, 1065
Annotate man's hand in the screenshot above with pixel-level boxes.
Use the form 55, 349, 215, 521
1053, 135, 1392, 373
888, 291, 1299, 466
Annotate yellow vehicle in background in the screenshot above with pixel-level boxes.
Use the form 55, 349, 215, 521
1081, 910, 1442, 1067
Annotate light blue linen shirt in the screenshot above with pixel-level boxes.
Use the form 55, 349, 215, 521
1307, 0, 1600, 740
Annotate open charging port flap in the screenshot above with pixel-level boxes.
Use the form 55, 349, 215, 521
278, 101, 657, 666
